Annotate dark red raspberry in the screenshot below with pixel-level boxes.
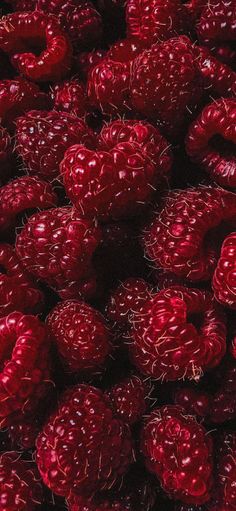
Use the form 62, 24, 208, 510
107, 38, 146, 63
0, 451, 43, 511
37, 0, 103, 49
195, 46, 236, 97
197, 0, 236, 43
186, 98, 236, 188
0, 78, 49, 130
0, 311, 51, 428
106, 374, 151, 426
16, 110, 96, 181
130, 286, 226, 381
144, 187, 236, 281
5, 0, 37, 9
126, 0, 191, 45
58, 267, 98, 301
106, 278, 152, 330
47, 299, 112, 374
0, 125, 12, 183
8, 417, 41, 450
130, 36, 203, 137
0, 243, 44, 317
212, 232, 236, 308
141, 405, 213, 504
0, 176, 57, 231
212, 43, 236, 67
0, 12, 72, 82
36, 384, 134, 498
174, 388, 211, 419
77, 49, 107, 80
15, 206, 101, 299
214, 433, 236, 509
50, 79, 87, 118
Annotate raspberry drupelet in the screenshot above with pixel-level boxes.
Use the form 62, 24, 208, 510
0, 125, 12, 183
50, 78, 88, 118
195, 46, 236, 98
106, 374, 151, 426
212, 232, 236, 308
197, 0, 236, 43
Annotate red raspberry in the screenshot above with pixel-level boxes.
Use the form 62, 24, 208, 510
130, 286, 226, 381
130, 36, 203, 137
106, 278, 152, 330
0, 451, 43, 511
16, 110, 96, 181
141, 405, 213, 504
0, 243, 44, 317
0, 125, 12, 183
144, 187, 236, 281
212, 232, 236, 308
186, 99, 236, 188
47, 299, 112, 374
0, 78, 49, 130
5, 0, 37, 9
195, 46, 236, 97
36, 384, 134, 498
214, 433, 236, 509
0, 12, 72, 82
126, 0, 191, 45
50, 79, 87, 118
8, 417, 41, 450
212, 43, 236, 67
197, 0, 236, 43
61, 142, 159, 221
15, 206, 101, 299
77, 49, 107, 80
37, 0, 103, 50
174, 388, 211, 419
0, 311, 51, 428
107, 38, 146, 63
0, 176, 57, 231
106, 374, 151, 426
58, 267, 98, 301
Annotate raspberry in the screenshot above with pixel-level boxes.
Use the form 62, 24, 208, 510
197, 0, 236, 43
0, 125, 12, 183
0, 243, 44, 317
61, 142, 158, 221
212, 43, 236, 67
214, 433, 236, 509
174, 388, 211, 419
0, 176, 57, 231
0, 12, 72, 82
106, 278, 152, 330
186, 99, 236, 188
36, 384, 134, 498
126, 0, 191, 45
0, 78, 49, 130
37, 0, 103, 50
5, 0, 36, 9
195, 46, 236, 97
130, 286, 226, 381
212, 232, 236, 308
130, 36, 203, 136
0, 451, 43, 511
50, 78, 87, 118
141, 405, 213, 504
16, 110, 95, 181
144, 187, 236, 281
77, 49, 107, 80
8, 417, 41, 450
15, 206, 101, 299
0, 311, 51, 428
47, 299, 112, 374
107, 38, 146, 63
106, 374, 150, 426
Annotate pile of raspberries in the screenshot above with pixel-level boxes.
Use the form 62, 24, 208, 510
0, 0, 236, 509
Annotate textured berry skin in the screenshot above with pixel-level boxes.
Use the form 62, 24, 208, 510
130, 286, 226, 381
0, 311, 51, 428
174, 388, 211, 419
195, 46, 236, 97
0, 126, 12, 183
106, 374, 150, 426
130, 37, 203, 136
107, 38, 146, 63
0, 452, 43, 511
144, 187, 236, 281
36, 384, 134, 498
16, 206, 101, 299
16, 110, 95, 181
5, 0, 36, 9
126, 0, 191, 45
8, 418, 41, 450
37, 0, 103, 49
208, 433, 236, 510
0, 12, 72, 82
47, 300, 112, 374
0, 176, 57, 231
0, 78, 49, 130
186, 99, 236, 188
61, 142, 157, 221
78, 49, 107, 80
212, 232, 236, 308
142, 405, 213, 504
50, 79, 87, 118
106, 278, 152, 330
197, 0, 236, 43
0, 243, 44, 317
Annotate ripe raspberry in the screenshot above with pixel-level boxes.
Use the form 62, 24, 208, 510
47, 300, 112, 374
197, 0, 236, 43
58, 267, 98, 301
0, 176, 57, 231
37, 0, 103, 50
106, 374, 151, 426
212, 232, 236, 308
77, 49, 107, 80
0, 451, 43, 511
8, 417, 41, 450
212, 43, 236, 67
107, 38, 146, 63
106, 278, 152, 330
142, 405, 213, 504
36, 384, 134, 498
195, 46, 236, 97
0, 125, 12, 183
15, 206, 101, 299
16, 110, 95, 181
61, 142, 158, 221
214, 433, 236, 509
0, 12, 72, 82
126, 0, 191, 45
5, 0, 36, 10
0, 243, 44, 317
130, 286, 226, 381
186, 99, 236, 188
144, 187, 236, 281
0, 311, 51, 428
130, 36, 203, 136
50, 79, 87, 118
0, 78, 49, 130
174, 388, 211, 419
